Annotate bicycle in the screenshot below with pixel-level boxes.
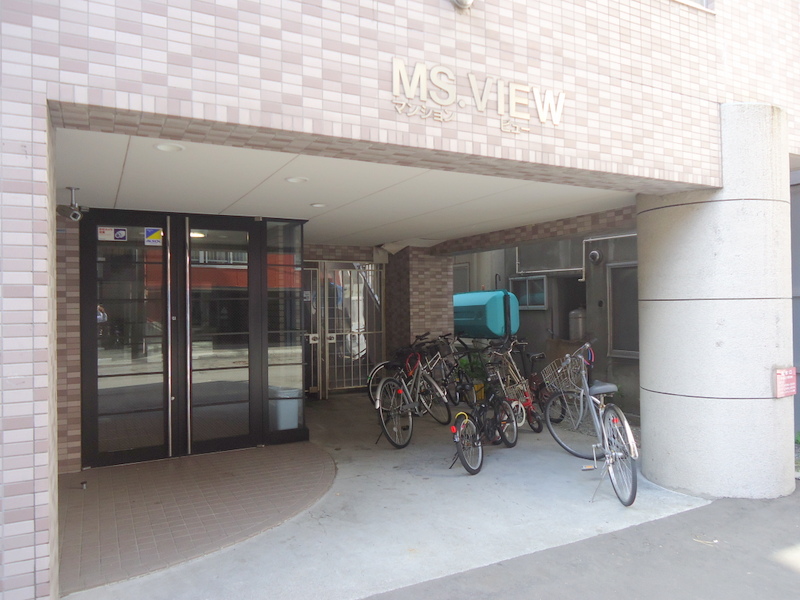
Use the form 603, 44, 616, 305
427, 333, 479, 408
449, 378, 518, 475
366, 332, 431, 407
483, 337, 545, 433
541, 341, 639, 506
375, 345, 451, 448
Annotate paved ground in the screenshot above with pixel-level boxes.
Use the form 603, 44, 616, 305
368, 488, 800, 600
63, 392, 798, 600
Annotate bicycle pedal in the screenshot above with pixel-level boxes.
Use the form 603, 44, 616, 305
581, 465, 596, 471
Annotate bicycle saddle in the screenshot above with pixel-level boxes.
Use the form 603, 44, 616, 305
589, 380, 618, 395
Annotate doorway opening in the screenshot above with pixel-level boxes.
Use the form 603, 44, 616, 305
303, 262, 385, 399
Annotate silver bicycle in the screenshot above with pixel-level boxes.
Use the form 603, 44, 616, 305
374, 346, 451, 448
541, 341, 639, 506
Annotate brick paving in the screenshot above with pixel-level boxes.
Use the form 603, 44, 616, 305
58, 443, 335, 595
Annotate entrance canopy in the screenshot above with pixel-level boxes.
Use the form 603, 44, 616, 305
50, 103, 710, 251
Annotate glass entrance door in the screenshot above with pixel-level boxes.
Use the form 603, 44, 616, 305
81, 211, 276, 467
90, 218, 169, 464
187, 223, 257, 453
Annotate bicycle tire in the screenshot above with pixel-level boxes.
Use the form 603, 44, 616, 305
527, 405, 544, 433
377, 377, 413, 448
603, 404, 638, 506
453, 413, 483, 474
544, 390, 604, 460
454, 369, 478, 408
367, 361, 392, 406
510, 400, 526, 428
496, 399, 518, 448
419, 373, 451, 425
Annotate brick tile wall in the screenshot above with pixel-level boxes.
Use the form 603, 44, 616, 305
56, 221, 82, 475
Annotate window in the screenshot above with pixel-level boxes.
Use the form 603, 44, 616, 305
453, 263, 470, 294
608, 264, 638, 358
509, 276, 547, 310
674, 0, 714, 10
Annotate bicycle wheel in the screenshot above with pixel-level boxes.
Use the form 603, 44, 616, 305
496, 399, 518, 448
603, 404, 638, 506
453, 413, 483, 474
419, 373, 451, 425
527, 404, 544, 433
367, 361, 392, 406
377, 377, 413, 448
510, 400, 526, 428
454, 369, 478, 408
544, 391, 603, 460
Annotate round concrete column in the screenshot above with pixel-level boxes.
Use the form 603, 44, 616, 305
638, 103, 796, 498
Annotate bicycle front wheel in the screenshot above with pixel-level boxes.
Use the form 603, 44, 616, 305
496, 399, 518, 448
419, 373, 451, 425
377, 377, 413, 449
453, 413, 483, 474
603, 404, 638, 506
544, 391, 603, 460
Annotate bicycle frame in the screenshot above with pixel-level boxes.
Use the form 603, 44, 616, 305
574, 357, 639, 463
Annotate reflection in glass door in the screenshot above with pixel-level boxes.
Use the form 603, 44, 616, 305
95, 225, 167, 459
189, 226, 252, 450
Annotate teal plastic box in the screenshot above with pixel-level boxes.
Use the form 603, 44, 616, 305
453, 290, 520, 339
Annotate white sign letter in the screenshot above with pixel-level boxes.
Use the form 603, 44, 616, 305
509, 82, 531, 120
392, 57, 428, 101
429, 65, 456, 106
497, 79, 506, 115
468, 73, 495, 112
533, 89, 566, 125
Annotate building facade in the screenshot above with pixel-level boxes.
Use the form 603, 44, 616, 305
2, 1, 799, 597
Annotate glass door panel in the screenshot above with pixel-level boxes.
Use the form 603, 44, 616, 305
96, 227, 166, 454
189, 228, 251, 446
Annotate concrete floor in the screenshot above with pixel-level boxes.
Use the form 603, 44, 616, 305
63, 391, 713, 600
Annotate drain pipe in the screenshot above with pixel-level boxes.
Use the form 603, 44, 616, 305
579, 232, 637, 282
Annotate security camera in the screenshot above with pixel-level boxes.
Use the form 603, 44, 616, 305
588, 249, 603, 265
56, 204, 83, 221
57, 186, 83, 221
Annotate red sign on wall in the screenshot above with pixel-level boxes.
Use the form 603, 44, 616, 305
775, 367, 797, 398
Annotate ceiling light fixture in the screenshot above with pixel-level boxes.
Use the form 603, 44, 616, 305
154, 142, 185, 152
190, 231, 206, 238
310, 203, 326, 208
285, 176, 309, 184
451, 0, 474, 8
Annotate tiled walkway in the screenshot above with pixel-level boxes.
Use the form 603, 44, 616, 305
58, 442, 336, 595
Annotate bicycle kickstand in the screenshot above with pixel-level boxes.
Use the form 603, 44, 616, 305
589, 461, 611, 503
448, 453, 459, 469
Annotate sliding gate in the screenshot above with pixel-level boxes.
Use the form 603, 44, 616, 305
304, 262, 384, 399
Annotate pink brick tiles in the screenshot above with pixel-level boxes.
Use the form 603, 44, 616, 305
385, 247, 453, 352
57, 443, 335, 595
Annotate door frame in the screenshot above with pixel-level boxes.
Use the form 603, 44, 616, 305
80, 209, 307, 468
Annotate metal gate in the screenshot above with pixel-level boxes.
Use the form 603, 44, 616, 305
303, 262, 384, 399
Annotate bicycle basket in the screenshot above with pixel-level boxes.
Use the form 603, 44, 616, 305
541, 353, 582, 393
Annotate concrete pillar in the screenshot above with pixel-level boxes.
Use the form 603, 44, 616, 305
638, 103, 796, 498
